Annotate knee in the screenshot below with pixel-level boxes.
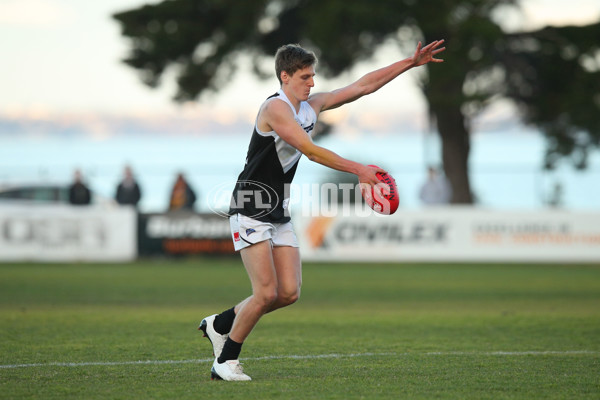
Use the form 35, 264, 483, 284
255, 288, 278, 309
277, 287, 300, 307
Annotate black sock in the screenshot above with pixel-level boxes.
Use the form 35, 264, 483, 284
213, 307, 236, 335
218, 337, 243, 363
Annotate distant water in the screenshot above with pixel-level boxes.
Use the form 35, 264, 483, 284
1, 130, 598, 212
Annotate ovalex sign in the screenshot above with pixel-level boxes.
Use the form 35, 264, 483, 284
0, 204, 136, 262
138, 212, 234, 255
295, 207, 600, 262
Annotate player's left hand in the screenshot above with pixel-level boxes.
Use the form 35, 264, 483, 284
411, 40, 445, 66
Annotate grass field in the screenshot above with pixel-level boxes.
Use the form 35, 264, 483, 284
1, 259, 599, 399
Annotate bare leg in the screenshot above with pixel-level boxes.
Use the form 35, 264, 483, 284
228, 241, 277, 343
229, 243, 302, 343
269, 245, 302, 311
233, 246, 301, 314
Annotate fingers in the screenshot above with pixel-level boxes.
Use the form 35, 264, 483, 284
413, 41, 422, 60
432, 47, 446, 62
421, 41, 437, 51
430, 39, 445, 48
365, 164, 386, 175
422, 39, 445, 53
420, 40, 446, 63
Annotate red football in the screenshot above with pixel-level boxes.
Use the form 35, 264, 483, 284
362, 165, 399, 215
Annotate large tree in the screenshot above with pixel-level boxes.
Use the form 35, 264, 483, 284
113, 0, 600, 203
501, 23, 600, 170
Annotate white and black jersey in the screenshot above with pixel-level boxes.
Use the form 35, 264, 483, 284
229, 89, 317, 223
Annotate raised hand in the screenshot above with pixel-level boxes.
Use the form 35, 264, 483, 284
411, 40, 446, 66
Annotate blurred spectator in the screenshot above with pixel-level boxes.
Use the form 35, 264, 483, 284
68, 169, 91, 205
115, 165, 141, 207
547, 181, 564, 208
169, 172, 197, 211
419, 166, 452, 205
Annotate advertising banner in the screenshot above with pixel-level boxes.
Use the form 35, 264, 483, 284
295, 208, 600, 262
138, 212, 234, 256
0, 204, 137, 262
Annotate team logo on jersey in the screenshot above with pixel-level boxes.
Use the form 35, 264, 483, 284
246, 228, 256, 236
233, 231, 240, 242
302, 123, 314, 133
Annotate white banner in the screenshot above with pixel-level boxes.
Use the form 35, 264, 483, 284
0, 204, 137, 262
294, 207, 600, 262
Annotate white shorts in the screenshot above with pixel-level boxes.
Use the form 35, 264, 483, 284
229, 213, 299, 252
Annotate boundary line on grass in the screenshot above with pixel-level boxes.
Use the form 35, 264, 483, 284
1, 350, 596, 370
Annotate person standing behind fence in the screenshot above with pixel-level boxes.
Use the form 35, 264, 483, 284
168, 172, 197, 211
419, 166, 452, 205
115, 165, 142, 207
68, 169, 91, 205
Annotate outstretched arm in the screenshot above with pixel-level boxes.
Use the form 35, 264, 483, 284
260, 99, 385, 187
309, 40, 445, 113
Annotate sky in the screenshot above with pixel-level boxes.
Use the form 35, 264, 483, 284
1, 0, 600, 137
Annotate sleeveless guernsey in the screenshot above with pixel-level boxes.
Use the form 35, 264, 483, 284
229, 89, 317, 223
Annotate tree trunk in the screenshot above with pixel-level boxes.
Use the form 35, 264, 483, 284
434, 105, 473, 204
424, 48, 474, 204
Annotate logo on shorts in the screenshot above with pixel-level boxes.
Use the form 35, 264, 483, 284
246, 228, 256, 236
233, 231, 240, 242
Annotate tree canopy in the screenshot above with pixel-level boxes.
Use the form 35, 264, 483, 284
501, 23, 600, 169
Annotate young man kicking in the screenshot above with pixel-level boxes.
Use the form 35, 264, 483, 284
199, 39, 445, 381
